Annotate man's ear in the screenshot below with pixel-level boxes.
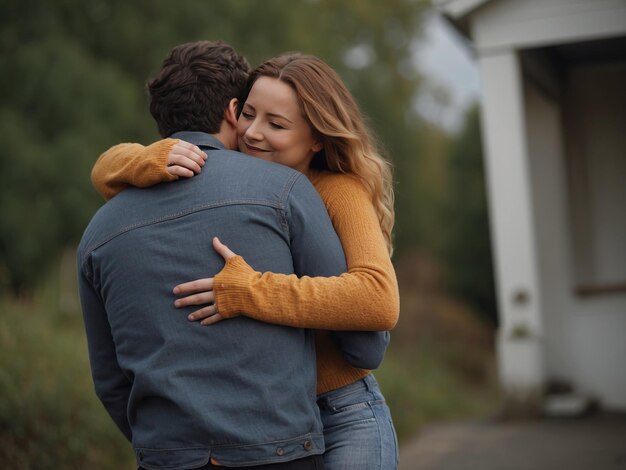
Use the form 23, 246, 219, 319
224, 98, 239, 128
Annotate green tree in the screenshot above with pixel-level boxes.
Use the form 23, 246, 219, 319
0, 0, 430, 294
442, 105, 497, 324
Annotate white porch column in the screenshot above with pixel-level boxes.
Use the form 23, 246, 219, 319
477, 50, 545, 397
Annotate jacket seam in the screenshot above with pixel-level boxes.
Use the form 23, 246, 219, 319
279, 171, 303, 243
80, 198, 285, 273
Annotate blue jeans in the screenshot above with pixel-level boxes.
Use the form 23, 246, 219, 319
317, 374, 399, 470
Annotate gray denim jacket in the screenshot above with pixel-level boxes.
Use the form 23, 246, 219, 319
77, 132, 388, 469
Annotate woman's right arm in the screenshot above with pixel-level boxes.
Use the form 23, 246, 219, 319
91, 139, 206, 200
175, 174, 399, 332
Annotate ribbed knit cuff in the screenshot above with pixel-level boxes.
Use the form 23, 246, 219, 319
213, 256, 261, 319
145, 139, 179, 183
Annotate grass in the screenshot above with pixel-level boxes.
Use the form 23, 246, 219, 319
376, 289, 500, 442
377, 340, 499, 442
0, 250, 500, 468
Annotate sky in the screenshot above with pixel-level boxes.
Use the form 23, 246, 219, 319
413, 12, 482, 132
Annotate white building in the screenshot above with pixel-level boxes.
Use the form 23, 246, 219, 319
434, 0, 626, 411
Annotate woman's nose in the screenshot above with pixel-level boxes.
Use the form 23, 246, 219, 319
245, 120, 263, 141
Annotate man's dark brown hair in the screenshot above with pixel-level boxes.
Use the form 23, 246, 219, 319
147, 41, 250, 137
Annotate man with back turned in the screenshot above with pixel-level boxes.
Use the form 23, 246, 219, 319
77, 40, 346, 469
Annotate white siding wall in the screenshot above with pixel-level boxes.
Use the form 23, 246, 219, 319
566, 63, 626, 286
524, 62, 626, 410
440, 0, 626, 409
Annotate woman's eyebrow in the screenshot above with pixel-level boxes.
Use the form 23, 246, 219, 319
267, 112, 293, 123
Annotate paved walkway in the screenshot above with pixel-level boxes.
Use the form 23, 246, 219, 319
399, 413, 626, 470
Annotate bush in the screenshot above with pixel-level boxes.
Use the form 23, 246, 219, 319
0, 251, 134, 469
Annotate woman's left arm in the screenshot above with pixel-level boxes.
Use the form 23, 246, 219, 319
318, 174, 397, 368
92, 139, 206, 200
309, 173, 400, 330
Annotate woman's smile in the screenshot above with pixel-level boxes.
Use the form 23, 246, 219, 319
241, 141, 271, 155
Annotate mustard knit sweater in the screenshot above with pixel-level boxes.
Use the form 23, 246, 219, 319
91, 139, 399, 393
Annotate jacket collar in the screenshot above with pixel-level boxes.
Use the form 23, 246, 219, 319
169, 131, 226, 151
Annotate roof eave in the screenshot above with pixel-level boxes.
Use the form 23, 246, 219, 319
432, 0, 493, 38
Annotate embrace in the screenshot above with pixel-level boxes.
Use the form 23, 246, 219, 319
78, 40, 399, 470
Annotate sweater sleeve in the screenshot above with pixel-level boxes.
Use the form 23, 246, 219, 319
213, 173, 399, 331
91, 139, 179, 201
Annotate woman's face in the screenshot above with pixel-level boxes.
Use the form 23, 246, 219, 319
237, 76, 321, 174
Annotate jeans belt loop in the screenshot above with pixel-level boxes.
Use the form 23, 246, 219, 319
363, 374, 374, 392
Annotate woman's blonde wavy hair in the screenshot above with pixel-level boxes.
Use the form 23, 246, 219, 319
243, 53, 395, 254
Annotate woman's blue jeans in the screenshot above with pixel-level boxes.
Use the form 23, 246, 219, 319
317, 374, 399, 469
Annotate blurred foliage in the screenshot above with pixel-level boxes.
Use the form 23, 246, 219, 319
0, 0, 495, 317
0, 0, 436, 294
441, 106, 497, 324
0, 251, 135, 468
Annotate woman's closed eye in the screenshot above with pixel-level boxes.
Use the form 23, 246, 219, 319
269, 121, 286, 130
241, 111, 255, 120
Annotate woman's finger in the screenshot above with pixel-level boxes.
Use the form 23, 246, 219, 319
173, 278, 214, 295
201, 313, 224, 326
213, 237, 237, 261
188, 304, 218, 321
177, 141, 207, 164
167, 165, 195, 178
174, 291, 215, 308
168, 142, 206, 174
169, 154, 202, 174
